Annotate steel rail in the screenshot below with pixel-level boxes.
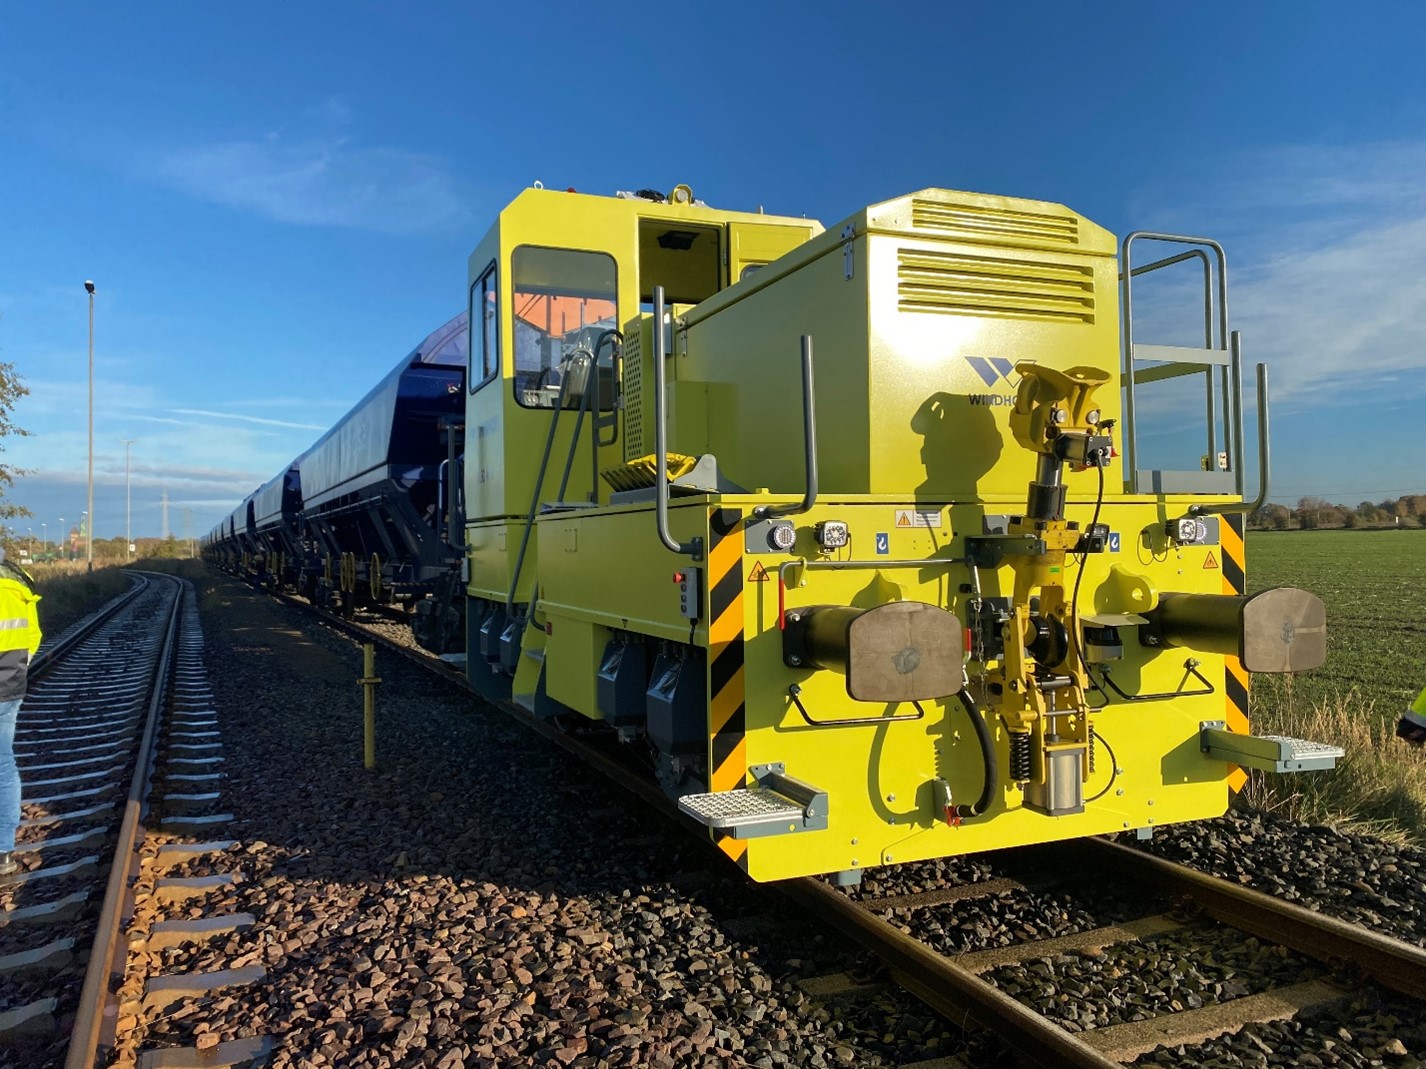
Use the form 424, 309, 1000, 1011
63, 572, 185, 1069
30, 571, 148, 681
1083, 837, 1426, 997
778, 876, 1123, 1068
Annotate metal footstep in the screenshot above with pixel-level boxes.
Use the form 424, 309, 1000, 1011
679, 764, 828, 839
1200, 723, 1344, 772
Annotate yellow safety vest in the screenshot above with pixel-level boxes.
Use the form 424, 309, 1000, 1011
0, 576, 41, 658
1412, 685, 1426, 720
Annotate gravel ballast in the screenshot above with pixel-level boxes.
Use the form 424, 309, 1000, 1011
116, 566, 1426, 1069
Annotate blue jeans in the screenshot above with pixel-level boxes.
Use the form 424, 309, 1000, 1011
0, 697, 19, 854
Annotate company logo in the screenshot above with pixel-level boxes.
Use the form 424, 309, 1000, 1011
964, 356, 1029, 407
965, 356, 1019, 387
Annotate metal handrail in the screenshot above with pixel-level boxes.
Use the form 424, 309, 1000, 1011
1192, 361, 1270, 517
652, 286, 701, 557
1120, 231, 1230, 491
754, 335, 818, 520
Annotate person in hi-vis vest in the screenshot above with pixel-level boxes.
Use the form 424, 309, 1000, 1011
0, 548, 41, 877
1397, 686, 1426, 748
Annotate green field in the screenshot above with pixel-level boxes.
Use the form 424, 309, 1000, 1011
1242, 528, 1426, 839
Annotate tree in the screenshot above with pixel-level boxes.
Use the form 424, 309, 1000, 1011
1250, 503, 1290, 530
0, 361, 30, 524
1296, 496, 1331, 530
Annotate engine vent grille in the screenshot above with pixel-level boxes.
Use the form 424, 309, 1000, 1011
623, 328, 644, 460
897, 249, 1095, 324
911, 199, 1080, 247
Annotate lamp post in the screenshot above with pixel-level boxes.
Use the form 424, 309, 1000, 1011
120, 439, 136, 561
85, 280, 95, 573
41, 523, 46, 558
58, 517, 64, 560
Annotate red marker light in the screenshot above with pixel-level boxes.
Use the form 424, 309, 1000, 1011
673, 571, 685, 584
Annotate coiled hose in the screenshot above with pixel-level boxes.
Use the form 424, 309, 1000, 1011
953, 687, 998, 819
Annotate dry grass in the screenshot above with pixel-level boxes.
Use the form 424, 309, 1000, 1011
1238, 686, 1426, 844
27, 560, 134, 639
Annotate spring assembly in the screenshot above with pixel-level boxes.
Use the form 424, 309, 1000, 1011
1088, 730, 1097, 776
1009, 732, 1032, 782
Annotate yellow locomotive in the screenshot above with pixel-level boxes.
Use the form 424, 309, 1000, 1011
460, 183, 1332, 884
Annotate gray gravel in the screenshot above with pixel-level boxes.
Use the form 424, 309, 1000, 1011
1129, 810, 1426, 950
987, 929, 1319, 1033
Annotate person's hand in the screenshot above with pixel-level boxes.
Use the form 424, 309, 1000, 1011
1397, 711, 1426, 747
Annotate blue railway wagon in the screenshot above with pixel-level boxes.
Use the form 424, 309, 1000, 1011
297, 312, 467, 616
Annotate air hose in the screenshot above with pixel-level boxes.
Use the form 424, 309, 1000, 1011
953, 687, 998, 819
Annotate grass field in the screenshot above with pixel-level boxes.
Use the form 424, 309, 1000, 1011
1242, 528, 1426, 840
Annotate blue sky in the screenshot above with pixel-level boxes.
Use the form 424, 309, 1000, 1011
2, 2, 1425, 540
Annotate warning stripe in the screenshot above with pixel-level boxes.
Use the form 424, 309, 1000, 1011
707, 508, 748, 868
1221, 513, 1249, 792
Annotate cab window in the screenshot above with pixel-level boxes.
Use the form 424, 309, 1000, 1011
512, 246, 618, 410
469, 263, 498, 392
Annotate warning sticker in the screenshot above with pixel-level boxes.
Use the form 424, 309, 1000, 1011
894, 508, 942, 529
748, 561, 770, 583
1203, 551, 1219, 570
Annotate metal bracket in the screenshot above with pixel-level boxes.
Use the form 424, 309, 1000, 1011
964, 534, 1046, 570
841, 224, 855, 280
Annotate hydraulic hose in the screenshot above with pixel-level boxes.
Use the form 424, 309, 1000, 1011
954, 687, 998, 819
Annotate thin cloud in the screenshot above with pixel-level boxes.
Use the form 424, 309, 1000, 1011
171, 408, 329, 431
151, 132, 471, 234
1128, 139, 1426, 406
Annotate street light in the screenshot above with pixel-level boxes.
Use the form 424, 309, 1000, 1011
58, 517, 64, 560
41, 522, 46, 557
85, 280, 95, 573
120, 439, 136, 561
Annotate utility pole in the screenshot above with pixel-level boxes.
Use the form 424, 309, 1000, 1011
120, 439, 136, 560
85, 280, 95, 573
182, 507, 193, 559
161, 490, 169, 541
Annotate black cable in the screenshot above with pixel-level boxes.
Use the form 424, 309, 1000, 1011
953, 687, 999, 819
1085, 728, 1119, 803
1068, 461, 1106, 669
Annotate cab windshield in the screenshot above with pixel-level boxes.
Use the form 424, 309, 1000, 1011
512, 246, 618, 410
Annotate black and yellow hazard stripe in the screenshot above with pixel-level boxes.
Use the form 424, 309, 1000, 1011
1220, 513, 1250, 791
707, 507, 748, 868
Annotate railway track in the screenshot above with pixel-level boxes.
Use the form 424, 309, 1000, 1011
0, 573, 264, 1069
256, 582, 1423, 1067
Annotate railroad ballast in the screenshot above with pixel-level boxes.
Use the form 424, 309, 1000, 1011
205, 183, 1336, 884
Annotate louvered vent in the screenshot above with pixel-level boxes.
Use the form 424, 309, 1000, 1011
897, 249, 1095, 324
911, 198, 1079, 247
622, 328, 644, 460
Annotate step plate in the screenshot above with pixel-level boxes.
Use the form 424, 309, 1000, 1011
679, 788, 808, 839
1200, 725, 1344, 773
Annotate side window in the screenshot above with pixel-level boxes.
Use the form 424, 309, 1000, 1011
511, 246, 618, 410
469, 264, 498, 393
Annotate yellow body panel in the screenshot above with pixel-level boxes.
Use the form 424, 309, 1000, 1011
458, 183, 1304, 883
